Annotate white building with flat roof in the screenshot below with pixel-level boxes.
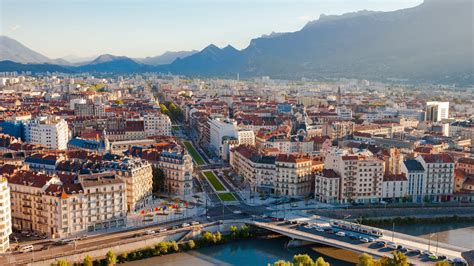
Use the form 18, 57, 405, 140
425, 101, 449, 122
24, 116, 69, 150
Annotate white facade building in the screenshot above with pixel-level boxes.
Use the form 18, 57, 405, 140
143, 112, 172, 137
0, 177, 12, 253
24, 116, 69, 150
401, 159, 427, 203
425, 101, 449, 122
416, 154, 455, 202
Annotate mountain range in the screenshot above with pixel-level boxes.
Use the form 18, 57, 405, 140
0, 0, 472, 85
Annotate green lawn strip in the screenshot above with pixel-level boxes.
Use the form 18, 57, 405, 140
183, 141, 206, 166
203, 171, 226, 191
218, 192, 237, 201
172, 125, 180, 130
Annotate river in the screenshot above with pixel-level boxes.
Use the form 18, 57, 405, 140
382, 222, 474, 250
124, 222, 473, 266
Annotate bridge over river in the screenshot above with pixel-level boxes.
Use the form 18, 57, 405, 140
246, 217, 468, 265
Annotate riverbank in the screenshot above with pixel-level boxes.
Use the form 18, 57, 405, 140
311, 206, 474, 220
357, 215, 474, 227
123, 237, 352, 266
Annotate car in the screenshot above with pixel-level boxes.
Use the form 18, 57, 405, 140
314, 227, 324, 232
367, 237, 375, 242
398, 247, 408, 253
172, 226, 179, 230
233, 210, 242, 215
387, 242, 397, 249
181, 223, 190, 228
18, 245, 33, 253
284, 220, 292, 225
158, 228, 167, 233
291, 220, 298, 225
409, 249, 421, 255
335, 231, 346, 237
396, 245, 404, 250
359, 237, 369, 243
375, 241, 387, 247
428, 255, 439, 261
422, 250, 434, 256
348, 234, 359, 240
324, 228, 334, 234
191, 221, 200, 226
40, 245, 49, 251
438, 255, 447, 260
145, 230, 155, 235
301, 222, 309, 226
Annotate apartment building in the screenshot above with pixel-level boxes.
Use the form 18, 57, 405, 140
143, 112, 172, 137
314, 169, 340, 204
0, 177, 12, 253
230, 145, 276, 193
7, 171, 127, 238
416, 154, 455, 202
401, 159, 427, 203
24, 116, 69, 150
381, 174, 408, 201
325, 149, 384, 203
426, 101, 449, 122
275, 154, 313, 197
158, 150, 193, 198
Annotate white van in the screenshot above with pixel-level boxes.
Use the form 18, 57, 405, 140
18, 245, 34, 253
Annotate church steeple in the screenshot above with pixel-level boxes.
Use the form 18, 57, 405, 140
337, 86, 342, 105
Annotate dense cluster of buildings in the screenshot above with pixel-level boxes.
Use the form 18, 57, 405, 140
0, 73, 472, 253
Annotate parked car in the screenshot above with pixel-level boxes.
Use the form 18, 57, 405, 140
359, 237, 369, 243
387, 242, 397, 249
158, 228, 167, 233
191, 221, 200, 226
145, 230, 155, 235
375, 240, 387, 247
314, 227, 324, 232
406, 249, 420, 256
18, 245, 33, 253
335, 231, 346, 237
181, 223, 190, 228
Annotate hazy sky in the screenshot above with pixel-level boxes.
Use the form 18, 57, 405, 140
1, 0, 423, 59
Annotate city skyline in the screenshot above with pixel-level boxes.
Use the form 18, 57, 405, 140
1, 0, 422, 58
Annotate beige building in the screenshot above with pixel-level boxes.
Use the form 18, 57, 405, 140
8, 171, 127, 239
275, 154, 313, 197
325, 148, 384, 203
0, 177, 12, 253
158, 150, 193, 198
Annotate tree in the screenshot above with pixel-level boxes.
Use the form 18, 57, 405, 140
83, 255, 93, 266
239, 225, 250, 238
293, 254, 314, 266
156, 241, 169, 254
170, 241, 179, 252
55, 259, 68, 266
357, 253, 376, 266
202, 231, 215, 244
273, 260, 292, 266
151, 166, 165, 193
187, 240, 196, 249
315, 257, 330, 266
386, 251, 408, 266
214, 232, 222, 243
106, 250, 117, 266
230, 225, 238, 238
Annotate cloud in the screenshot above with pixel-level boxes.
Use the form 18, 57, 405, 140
9, 25, 21, 31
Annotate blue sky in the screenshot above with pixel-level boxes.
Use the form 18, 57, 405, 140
1, 0, 423, 59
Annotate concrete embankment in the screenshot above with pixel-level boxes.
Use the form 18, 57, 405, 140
311, 206, 474, 220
